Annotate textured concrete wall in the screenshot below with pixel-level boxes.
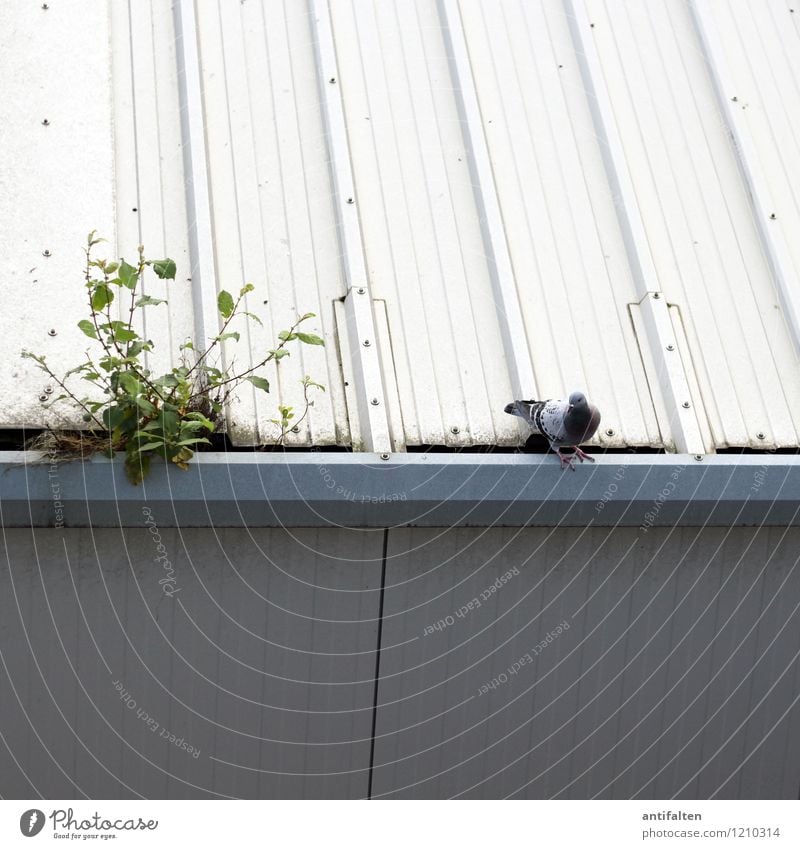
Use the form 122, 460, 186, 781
1, 526, 798, 799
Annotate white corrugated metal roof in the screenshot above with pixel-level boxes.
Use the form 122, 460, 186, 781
3, 0, 799, 452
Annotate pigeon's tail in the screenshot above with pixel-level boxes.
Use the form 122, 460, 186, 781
504, 399, 544, 428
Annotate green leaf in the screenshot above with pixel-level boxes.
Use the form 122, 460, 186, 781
240, 283, 255, 296
295, 332, 324, 346
118, 260, 138, 289
240, 311, 263, 326
299, 312, 316, 321
78, 319, 98, 339
278, 330, 296, 342
104, 261, 119, 274
135, 295, 166, 308
136, 441, 167, 452
91, 284, 114, 311
271, 349, 290, 360
185, 412, 215, 430
217, 290, 234, 318
246, 376, 270, 393
136, 397, 156, 415
113, 324, 138, 344
87, 230, 105, 247
150, 258, 176, 280
216, 331, 240, 343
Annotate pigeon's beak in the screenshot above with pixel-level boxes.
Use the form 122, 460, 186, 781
569, 404, 574, 411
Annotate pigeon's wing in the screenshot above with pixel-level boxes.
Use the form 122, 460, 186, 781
536, 399, 570, 444
505, 399, 546, 431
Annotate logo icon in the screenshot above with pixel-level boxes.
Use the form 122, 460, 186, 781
19, 809, 45, 837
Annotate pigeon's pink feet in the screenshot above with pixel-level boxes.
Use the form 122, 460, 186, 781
557, 446, 595, 470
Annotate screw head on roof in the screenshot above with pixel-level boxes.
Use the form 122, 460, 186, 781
769, 213, 776, 220
380, 453, 390, 461
653, 292, 660, 299
291, 425, 300, 433
757, 431, 766, 440
44, 386, 53, 394
370, 397, 380, 406
41, 3, 49, 8
731, 96, 738, 102
666, 344, 675, 351
363, 339, 371, 347
357, 287, 365, 294
42, 249, 51, 257
47, 328, 57, 336
39, 394, 48, 402
682, 401, 691, 409
605, 428, 614, 437
346, 197, 354, 204
41, 118, 50, 126
451, 426, 460, 435
329, 77, 336, 84
694, 454, 703, 461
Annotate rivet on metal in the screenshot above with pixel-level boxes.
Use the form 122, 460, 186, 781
731, 96, 738, 102
329, 77, 336, 84
48, 328, 57, 336
42, 3, 49, 8
42, 249, 51, 257
666, 344, 675, 351
769, 213, 776, 220
44, 386, 53, 394
682, 401, 691, 409
356, 287, 366, 294
652, 292, 660, 299
370, 398, 380, 406
451, 426, 460, 435
41, 118, 50, 126
363, 339, 371, 347
291, 425, 300, 433
380, 453, 390, 461
757, 432, 766, 440
39, 394, 48, 402
346, 198, 354, 204
694, 454, 703, 461
605, 428, 614, 437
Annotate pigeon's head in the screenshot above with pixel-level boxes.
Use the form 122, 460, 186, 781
568, 391, 588, 411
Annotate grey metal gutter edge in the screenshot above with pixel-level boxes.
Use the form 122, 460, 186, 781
0, 452, 797, 529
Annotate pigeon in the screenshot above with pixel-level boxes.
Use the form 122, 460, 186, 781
505, 391, 601, 470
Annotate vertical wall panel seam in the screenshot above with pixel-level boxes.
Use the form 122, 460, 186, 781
366, 527, 389, 799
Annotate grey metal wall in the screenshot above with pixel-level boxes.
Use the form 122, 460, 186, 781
1, 526, 798, 799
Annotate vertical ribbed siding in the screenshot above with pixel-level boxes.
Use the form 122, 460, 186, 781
194, 2, 347, 446
331, 0, 518, 447
370, 526, 800, 799
582, 0, 800, 448
459, 0, 660, 448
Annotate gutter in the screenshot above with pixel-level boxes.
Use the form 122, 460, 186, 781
1, 451, 798, 529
